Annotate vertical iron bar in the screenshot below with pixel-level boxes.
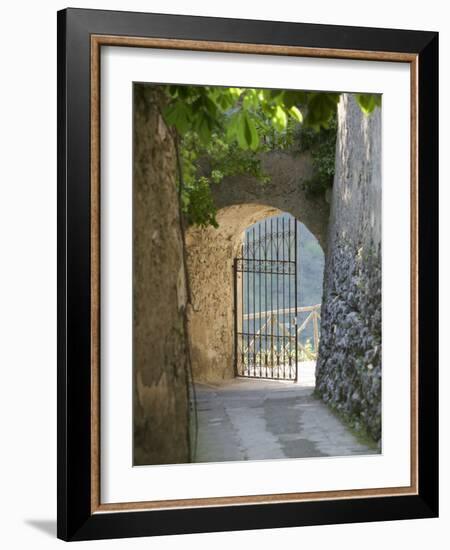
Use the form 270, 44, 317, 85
245, 232, 250, 376
258, 222, 262, 377
233, 258, 238, 377
241, 242, 244, 375
288, 218, 292, 377
282, 216, 286, 379
276, 216, 279, 378
264, 219, 268, 377
252, 226, 256, 377
294, 220, 298, 382
270, 217, 274, 372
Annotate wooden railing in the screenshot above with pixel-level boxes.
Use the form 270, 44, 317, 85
242, 303, 321, 362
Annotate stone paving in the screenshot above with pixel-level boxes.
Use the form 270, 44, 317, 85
193, 362, 377, 463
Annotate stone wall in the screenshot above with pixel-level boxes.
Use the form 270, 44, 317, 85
133, 85, 190, 465
315, 94, 382, 444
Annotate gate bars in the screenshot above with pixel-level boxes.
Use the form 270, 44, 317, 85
234, 215, 299, 381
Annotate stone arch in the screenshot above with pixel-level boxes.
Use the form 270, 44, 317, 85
210, 151, 329, 252
186, 150, 330, 383
186, 206, 325, 383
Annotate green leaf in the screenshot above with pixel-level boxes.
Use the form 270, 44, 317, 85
214, 91, 235, 110
272, 105, 288, 131
269, 89, 284, 102
243, 115, 253, 148
243, 89, 260, 110
195, 115, 213, 145
162, 102, 191, 135
244, 113, 260, 150
225, 111, 242, 141
282, 90, 307, 108
235, 113, 249, 149
224, 111, 257, 150
229, 88, 243, 100
304, 93, 340, 129
355, 94, 381, 115
289, 105, 303, 123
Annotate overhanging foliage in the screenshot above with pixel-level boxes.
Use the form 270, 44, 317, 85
161, 85, 380, 227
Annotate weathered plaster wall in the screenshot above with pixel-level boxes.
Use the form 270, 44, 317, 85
133, 85, 190, 465
186, 204, 281, 382
315, 94, 382, 444
186, 151, 329, 383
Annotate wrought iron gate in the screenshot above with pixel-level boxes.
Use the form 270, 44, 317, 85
234, 215, 299, 381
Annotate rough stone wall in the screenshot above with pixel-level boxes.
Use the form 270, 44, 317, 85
315, 94, 382, 444
133, 85, 190, 465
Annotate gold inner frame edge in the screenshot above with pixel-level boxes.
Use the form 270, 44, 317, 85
90, 34, 419, 514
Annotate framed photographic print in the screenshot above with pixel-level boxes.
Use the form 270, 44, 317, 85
57, 8, 438, 541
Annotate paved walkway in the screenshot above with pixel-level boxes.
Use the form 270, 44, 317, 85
193, 362, 376, 463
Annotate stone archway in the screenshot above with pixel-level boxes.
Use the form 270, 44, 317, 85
186, 209, 326, 383
210, 151, 329, 252
186, 150, 331, 383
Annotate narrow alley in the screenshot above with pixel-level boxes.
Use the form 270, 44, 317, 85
193, 363, 375, 463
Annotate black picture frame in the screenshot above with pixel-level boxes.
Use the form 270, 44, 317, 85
57, 7, 438, 541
